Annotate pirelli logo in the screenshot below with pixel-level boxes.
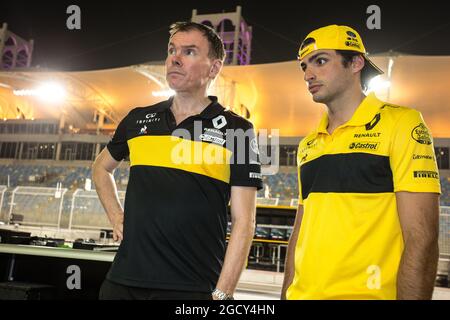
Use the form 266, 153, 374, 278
413, 171, 439, 179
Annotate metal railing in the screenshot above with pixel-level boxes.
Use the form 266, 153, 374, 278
8, 186, 67, 228
0, 186, 448, 270
68, 189, 125, 230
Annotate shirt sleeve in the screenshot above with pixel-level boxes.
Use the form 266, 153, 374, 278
229, 121, 263, 190
106, 114, 129, 161
390, 109, 441, 194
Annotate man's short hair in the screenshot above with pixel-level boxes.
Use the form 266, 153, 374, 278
169, 21, 226, 62
336, 50, 373, 92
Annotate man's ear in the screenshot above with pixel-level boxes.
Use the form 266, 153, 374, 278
352, 55, 365, 74
209, 59, 223, 79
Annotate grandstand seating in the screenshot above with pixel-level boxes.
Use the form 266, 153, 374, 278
258, 171, 298, 202
1, 164, 450, 206
0, 164, 129, 191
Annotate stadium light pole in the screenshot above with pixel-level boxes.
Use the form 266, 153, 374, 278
386, 51, 395, 102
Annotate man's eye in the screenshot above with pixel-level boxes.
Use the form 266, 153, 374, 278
168, 48, 175, 55
186, 49, 195, 56
317, 58, 327, 65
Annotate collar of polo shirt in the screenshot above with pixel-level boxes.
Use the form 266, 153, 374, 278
316, 93, 385, 134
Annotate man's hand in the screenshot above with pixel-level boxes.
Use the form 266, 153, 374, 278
112, 211, 124, 242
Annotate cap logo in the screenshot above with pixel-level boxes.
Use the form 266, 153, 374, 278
300, 37, 316, 51
298, 37, 316, 59
345, 41, 361, 49
344, 30, 361, 49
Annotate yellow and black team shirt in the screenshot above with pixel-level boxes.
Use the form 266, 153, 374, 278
106, 96, 262, 292
287, 93, 441, 300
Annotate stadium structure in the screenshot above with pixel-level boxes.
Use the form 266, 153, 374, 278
0, 7, 449, 299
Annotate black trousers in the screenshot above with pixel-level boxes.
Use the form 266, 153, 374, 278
99, 279, 212, 300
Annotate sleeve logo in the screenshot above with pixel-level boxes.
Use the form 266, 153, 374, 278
411, 123, 432, 145
249, 172, 262, 179
413, 171, 439, 179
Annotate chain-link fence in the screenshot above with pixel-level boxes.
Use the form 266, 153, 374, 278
8, 186, 67, 227
439, 206, 450, 257
0, 187, 449, 262
0, 186, 6, 222
68, 189, 125, 230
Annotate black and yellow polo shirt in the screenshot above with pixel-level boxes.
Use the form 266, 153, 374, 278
287, 93, 441, 300
105, 96, 262, 292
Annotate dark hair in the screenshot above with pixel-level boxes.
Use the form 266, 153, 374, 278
335, 50, 372, 91
169, 21, 226, 62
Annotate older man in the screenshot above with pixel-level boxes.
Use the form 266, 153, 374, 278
93, 22, 262, 300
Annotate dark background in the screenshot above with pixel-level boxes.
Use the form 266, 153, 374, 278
1, 0, 450, 71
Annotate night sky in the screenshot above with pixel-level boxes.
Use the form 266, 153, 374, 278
1, 0, 450, 71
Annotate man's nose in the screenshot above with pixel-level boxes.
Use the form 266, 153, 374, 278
171, 54, 182, 67
304, 67, 316, 82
